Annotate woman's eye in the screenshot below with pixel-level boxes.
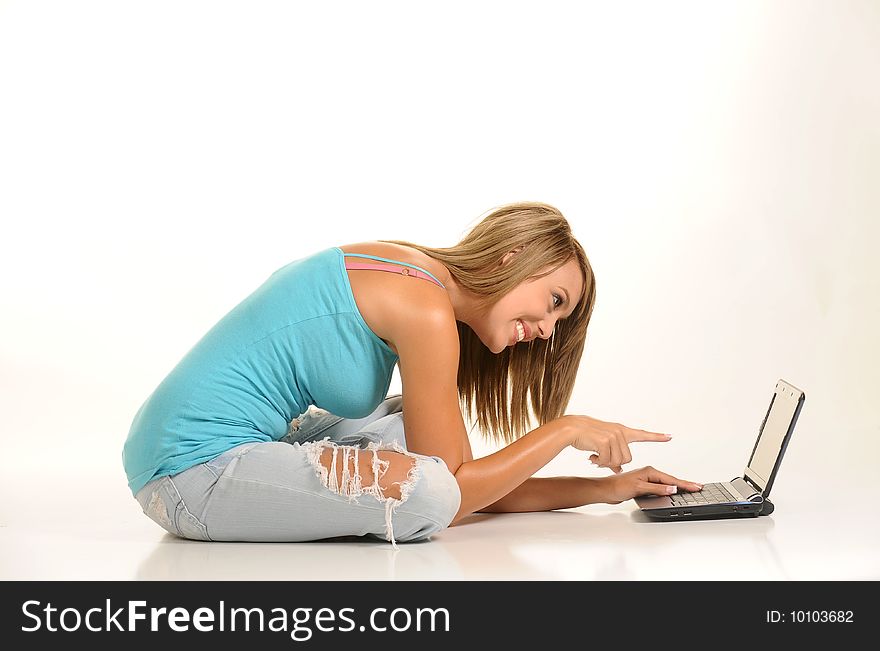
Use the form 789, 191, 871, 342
552, 293, 562, 309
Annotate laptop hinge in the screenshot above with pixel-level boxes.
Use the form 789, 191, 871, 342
742, 473, 763, 495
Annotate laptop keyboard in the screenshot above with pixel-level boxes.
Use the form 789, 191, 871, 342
669, 482, 737, 506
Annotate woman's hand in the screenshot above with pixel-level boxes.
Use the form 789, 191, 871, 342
598, 465, 703, 504
561, 414, 672, 473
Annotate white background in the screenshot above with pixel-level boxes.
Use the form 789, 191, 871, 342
1, 1, 878, 579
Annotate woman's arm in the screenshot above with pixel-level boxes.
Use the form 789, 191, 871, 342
391, 305, 581, 522
476, 476, 609, 514
459, 425, 608, 514
458, 422, 606, 515
450, 418, 574, 524
473, 466, 705, 514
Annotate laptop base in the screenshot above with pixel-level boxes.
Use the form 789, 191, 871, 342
640, 498, 775, 521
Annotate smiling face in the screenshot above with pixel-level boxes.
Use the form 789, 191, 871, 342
479, 254, 584, 354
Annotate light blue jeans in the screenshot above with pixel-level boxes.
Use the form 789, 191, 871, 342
133, 395, 461, 548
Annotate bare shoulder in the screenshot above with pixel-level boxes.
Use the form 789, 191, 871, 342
337, 242, 464, 469
392, 286, 464, 472
338, 241, 454, 354
337, 241, 450, 291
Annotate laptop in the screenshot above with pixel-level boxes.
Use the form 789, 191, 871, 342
636, 379, 805, 521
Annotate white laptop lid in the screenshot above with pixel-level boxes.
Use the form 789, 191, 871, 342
743, 379, 805, 497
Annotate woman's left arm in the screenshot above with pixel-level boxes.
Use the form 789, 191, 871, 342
477, 476, 609, 513
476, 465, 703, 513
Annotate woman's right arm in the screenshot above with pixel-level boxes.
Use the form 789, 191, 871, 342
450, 418, 574, 524
390, 304, 580, 522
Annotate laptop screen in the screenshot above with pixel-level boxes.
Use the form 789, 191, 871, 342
744, 380, 805, 495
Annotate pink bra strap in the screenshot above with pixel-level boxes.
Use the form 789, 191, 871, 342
344, 260, 445, 288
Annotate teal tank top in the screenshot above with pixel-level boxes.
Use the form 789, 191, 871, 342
122, 246, 446, 496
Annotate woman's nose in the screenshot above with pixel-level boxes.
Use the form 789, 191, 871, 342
537, 320, 556, 339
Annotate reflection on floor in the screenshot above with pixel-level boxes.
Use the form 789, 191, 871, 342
1, 471, 878, 580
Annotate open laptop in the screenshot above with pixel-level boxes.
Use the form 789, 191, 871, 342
636, 379, 805, 521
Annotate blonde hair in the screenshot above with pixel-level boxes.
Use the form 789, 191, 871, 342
379, 201, 597, 446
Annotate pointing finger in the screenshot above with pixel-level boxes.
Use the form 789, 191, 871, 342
626, 428, 673, 443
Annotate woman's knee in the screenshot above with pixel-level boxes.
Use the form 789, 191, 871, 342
303, 439, 460, 544
315, 445, 415, 501
395, 455, 461, 539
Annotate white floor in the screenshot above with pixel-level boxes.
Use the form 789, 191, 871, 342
2, 468, 877, 581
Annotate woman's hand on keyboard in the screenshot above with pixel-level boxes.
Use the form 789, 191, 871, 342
598, 466, 703, 505
562, 414, 673, 473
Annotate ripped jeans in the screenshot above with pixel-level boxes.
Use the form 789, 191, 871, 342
133, 395, 461, 548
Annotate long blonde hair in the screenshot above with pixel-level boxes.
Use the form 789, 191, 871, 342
380, 201, 597, 446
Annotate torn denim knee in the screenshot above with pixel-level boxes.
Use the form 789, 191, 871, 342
288, 405, 332, 435
146, 488, 174, 531
301, 437, 421, 550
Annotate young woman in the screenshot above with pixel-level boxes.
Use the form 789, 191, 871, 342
123, 202, 701, 548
